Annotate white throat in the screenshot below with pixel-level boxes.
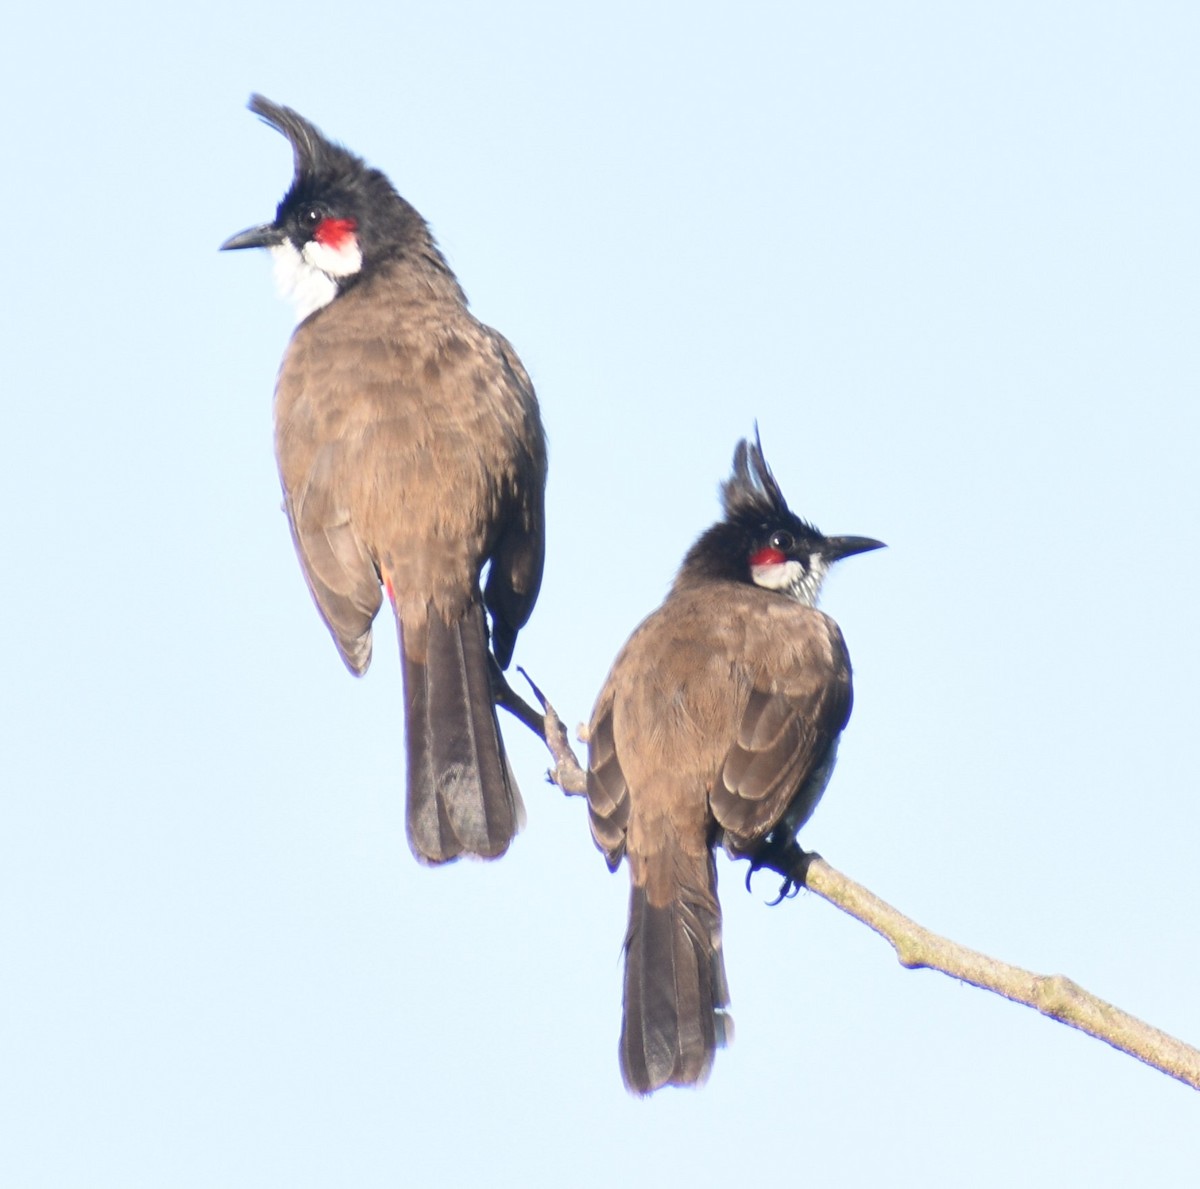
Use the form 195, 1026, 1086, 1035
270, 238, 364, 321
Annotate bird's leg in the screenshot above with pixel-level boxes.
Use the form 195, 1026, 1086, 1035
489, 658, 546, 738
743, 833, 816, 905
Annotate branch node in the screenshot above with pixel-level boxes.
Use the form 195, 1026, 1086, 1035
1032, 973, 1081, 1018
894, 939, 927, 971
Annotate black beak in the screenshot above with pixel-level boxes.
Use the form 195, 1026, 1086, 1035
220, 223, 284, 251
823, 535, 887, 563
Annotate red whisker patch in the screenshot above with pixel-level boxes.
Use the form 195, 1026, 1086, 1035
750, 546, 786, 567
313, 217, 359, 250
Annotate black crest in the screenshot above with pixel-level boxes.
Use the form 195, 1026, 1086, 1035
248, 95, 376, 194
246, 94, 436, 269
675, 430, 818, 589
721, 430, 790, 524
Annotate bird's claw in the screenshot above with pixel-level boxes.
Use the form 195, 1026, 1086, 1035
764, 875, 801, 907
744, 834, 808, 905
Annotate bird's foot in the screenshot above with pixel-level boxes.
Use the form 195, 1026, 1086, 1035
743, 834, 812, 906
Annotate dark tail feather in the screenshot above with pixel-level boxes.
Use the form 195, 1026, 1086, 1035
400, 603, 523, 864
620, 849, 731, 1094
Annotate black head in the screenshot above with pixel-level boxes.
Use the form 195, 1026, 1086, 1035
220, 96, 445, 316
676, 432, 884, 606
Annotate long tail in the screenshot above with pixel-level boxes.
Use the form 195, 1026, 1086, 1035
620, 846, 731, 1094
400, 602, 523, 864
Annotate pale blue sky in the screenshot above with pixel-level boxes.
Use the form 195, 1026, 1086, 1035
4, 2, 1198, 1185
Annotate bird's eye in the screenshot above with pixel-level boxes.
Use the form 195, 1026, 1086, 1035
769, 530, 794, 552
303, 208, 322, 227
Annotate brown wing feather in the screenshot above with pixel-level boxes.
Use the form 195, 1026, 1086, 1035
284, 445, 382, 674
711, 610, 853, 849
482, 330, 546, 666
586, 691, 631, 870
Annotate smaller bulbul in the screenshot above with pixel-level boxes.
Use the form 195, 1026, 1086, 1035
586, 434, 883, 1094
221, 96, 546, 864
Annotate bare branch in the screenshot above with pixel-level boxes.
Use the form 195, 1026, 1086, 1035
794, 852, 1200, 1092
505, 677, 1200, 1091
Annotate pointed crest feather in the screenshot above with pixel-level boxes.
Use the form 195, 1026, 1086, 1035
721, 427, 789, 521
247, 93, 363, 182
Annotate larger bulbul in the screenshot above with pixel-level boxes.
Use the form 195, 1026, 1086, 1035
586, 435, 883, 1094
221, 96, 546, 864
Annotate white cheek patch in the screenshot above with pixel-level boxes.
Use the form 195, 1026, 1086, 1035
751, 558, 805, 591
751, 555, 830, 607
302, 236, 364, 279
270, 242, 338, 321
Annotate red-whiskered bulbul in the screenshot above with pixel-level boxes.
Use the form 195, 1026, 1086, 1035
586, 434, 883, 1094
221, 95, 546, 865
